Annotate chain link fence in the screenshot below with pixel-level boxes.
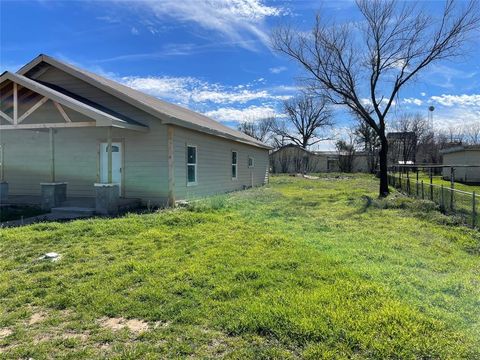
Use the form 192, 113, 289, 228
388, 172, 478, 228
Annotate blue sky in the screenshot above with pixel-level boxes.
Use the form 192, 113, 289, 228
1, 0, 479, 149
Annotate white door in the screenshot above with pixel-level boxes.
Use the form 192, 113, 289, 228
100, 142, 122, 194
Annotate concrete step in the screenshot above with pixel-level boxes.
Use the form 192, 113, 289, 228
50, 206, 95, 219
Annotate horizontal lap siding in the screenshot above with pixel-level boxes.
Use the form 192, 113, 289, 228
5, 65, 269, 203
3, 128, 98, 197
4, 67, 169, 204
173, 127, 269, 200
3, 124, 168, 202
117, 124, 168, 205
443, 151, 480, 182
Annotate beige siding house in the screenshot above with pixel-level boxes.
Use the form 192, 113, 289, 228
270, 145, 370, 174
0, 55, 270, 213
441, 146, 480, 184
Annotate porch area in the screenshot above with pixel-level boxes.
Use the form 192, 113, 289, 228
0, 71, 149, 218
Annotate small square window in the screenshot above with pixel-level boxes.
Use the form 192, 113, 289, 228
248, 156, 254, 168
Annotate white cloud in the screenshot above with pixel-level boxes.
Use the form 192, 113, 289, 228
121, 75, 291, 106
430, 94, 480, 107
130, 27, 139, 35
397, 93, 480, 131
420, 92, 426, 97
403, 98, 423, 106
269, 66, 287, 74
425, 64, 478, 89
119, 0, 285, 50
432, 108, 480, 131
204, 105, 277, 122
360, 98, 396, 107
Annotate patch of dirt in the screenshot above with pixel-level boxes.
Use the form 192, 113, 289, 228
99, 317, 149, 334
63, 332, 89, 341
153, 320, 171, 329
0, 328, 12, 339
33, 333, 52, 344
98, 342, 112, 351
29, 312, 47, 325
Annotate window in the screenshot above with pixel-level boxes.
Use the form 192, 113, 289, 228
187, 145, 197, 185
105, 145, 119, 152
232, 151, 238, 179
248, 156, 254, 168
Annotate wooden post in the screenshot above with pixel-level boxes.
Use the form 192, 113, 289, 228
473, 192, 477, 228
0, 144, 4, 182
107, 127, 112, 183
49, 128, 55, 182
421, 180, 424, 200
13, 83, 18, 125
167, 125, 175, 207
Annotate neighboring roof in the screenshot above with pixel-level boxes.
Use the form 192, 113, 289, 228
17, 54, 271, 149
387, 131, 416, 140
0, 71, 148, 132
270, 144, 367, 157
440, 145, 480, 154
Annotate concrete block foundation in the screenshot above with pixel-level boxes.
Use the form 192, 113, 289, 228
40, 182, 67, 210
94, 183, 119, 215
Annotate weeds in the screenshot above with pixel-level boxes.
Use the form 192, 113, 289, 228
0, 175, 478, 358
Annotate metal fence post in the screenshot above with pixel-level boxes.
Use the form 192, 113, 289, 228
450, 167, 455, 211
429, 168, 433, 201
473, 191, 477, 228
421, 180, 424, 200
416, 170, 419, 197
407, 170, 410, 195
440, 185, 445, 212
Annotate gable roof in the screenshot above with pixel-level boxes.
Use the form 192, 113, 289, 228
17, 54, 271, 149
0, 71, 148, 132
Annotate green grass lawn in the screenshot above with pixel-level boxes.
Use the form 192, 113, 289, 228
411, 172, 480, 193
1, 175, 479, 359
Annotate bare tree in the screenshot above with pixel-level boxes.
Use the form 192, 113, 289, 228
273, 93, 333, 149
353, 118, 380, 173
238, 117, 275, 143
389, 113, 429, 164
464, 122, 480, 144
336, 139, 356, 173
447, 124, 465, 144
272, 0, 479, 196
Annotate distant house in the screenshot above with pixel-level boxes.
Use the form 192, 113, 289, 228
269, 144, 369, 174
0, 55, 270, 214
440, 145, 480, 184
387, 131, 417, 165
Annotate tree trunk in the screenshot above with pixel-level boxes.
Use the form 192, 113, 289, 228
379, 137, 389, 197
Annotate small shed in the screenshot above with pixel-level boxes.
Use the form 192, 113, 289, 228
441, 145, 480, 184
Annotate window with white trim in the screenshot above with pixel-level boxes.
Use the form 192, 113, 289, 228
248, 156, 254, 168
232, 151, 238, 179
187, 145, 197, 185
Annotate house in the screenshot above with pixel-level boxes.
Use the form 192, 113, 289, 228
0, 55, 270, 214
440, 145, 480, 184
269, 144, 370, 174
387, 131, 417, 165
